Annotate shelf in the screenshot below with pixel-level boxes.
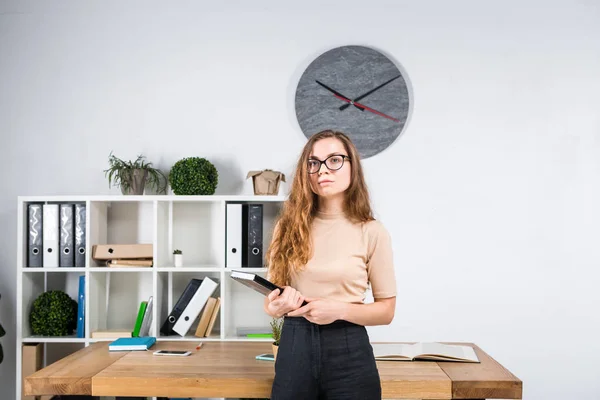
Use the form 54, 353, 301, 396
223, 268, 272, 339
88, 200, 155, 268
157, 333, 222, 342
16, 194, 287, 400
21, 271, 83, 338
224, 267, 268, 273
157, 266, 223, 272
22, 267, 87, 273
88, 267, 154, 272
22, 336, 86, 343
89, 270, 154, 336
18, 194, 287, 202
224, 336, 274, 342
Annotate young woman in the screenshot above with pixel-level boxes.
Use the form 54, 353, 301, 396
263, 130, 397, 399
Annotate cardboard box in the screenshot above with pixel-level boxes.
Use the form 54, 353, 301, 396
91, 244, 153, 260
246, 169, 286, 195
22, 343, 43, 400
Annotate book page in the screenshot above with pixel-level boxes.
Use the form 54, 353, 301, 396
371, 343, 416, 359
413, 342, 479, 362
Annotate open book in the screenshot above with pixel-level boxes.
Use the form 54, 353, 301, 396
371, 342, 480, 363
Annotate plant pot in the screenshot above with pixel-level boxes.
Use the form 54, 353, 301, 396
174, 254, 183, 267
121, 169, 148, 195
272, 344, 278, 360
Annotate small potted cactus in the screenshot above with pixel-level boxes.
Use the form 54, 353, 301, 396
173, 249, 183, 267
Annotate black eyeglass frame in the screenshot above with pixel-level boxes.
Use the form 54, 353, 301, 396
307, 154, 351, 174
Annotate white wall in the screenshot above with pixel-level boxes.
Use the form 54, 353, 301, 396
1, 1, 599, 399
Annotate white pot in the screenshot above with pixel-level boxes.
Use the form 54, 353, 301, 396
174, 254, 183, 267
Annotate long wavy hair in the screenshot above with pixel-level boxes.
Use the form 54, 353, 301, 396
266, 130, 374, 287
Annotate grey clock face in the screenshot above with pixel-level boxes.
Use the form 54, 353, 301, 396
295, 45, 410, 159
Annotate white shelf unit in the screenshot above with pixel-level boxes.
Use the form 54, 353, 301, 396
16, 194, 285, 400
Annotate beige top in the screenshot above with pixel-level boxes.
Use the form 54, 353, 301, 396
286, 210, 397, 304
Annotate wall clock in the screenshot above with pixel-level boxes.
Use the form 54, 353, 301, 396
294, 45, 411, 159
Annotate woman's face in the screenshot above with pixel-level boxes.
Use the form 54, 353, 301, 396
308, 137, 352, 199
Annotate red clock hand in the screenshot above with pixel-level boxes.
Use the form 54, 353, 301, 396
333, 94, 399, 123
315, 80, 365, 111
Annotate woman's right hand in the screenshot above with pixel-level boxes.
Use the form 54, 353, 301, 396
265, 286, 305, 318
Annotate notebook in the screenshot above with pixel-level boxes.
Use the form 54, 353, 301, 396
108, 336, 156, 352
371, 342, 479, 363
230, 270, 307, 306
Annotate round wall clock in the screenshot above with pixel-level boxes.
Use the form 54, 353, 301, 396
294, 45, 411, 159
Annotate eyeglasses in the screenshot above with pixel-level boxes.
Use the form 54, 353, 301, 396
307, 154, 351, 174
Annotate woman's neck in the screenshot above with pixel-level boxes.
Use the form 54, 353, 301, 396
317, 196, 345, 214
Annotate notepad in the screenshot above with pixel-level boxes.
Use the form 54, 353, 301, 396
108, 336, 156, 352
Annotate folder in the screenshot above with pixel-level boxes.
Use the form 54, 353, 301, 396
138, 296, 153, 337
226, 203, 242, 268
76, 275, 85, 338
132, 301, 148, 338
27, 204, 43, 268
92, 244, 153, 260
59, 203, 74, 267
160, 279, 202, 336
194, 297, 217, 337
242, 204, 263, 267
173, 277, 218, 336
74, 203, 86, 268
43, 204, 59, 268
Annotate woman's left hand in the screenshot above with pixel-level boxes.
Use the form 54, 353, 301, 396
286, 297, 348, 325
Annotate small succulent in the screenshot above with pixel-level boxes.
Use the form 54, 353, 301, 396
173, 249, 182, 255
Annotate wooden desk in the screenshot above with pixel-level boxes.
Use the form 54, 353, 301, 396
24, 341, 522, 399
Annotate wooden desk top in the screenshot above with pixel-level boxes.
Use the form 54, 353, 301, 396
24, 341, 522, 399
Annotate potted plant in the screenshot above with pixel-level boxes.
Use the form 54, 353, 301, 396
0, 293, 5, 364
173, 249, 183, 267
169, 156, 219, 195
270, 317, 283, 359
104, 151, 168, 195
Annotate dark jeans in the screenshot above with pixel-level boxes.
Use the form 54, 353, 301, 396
270, 316, 381, 399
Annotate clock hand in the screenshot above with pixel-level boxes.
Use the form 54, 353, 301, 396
339, 75, 401, 111
333, 94, 400, 123
315, 80, 365, 111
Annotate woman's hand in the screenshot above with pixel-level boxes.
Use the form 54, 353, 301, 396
265, 286, 305, 318
286, 297, 348, 325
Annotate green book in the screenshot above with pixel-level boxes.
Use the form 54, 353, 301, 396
132, 301, 148, 337
246, 333, 273, 338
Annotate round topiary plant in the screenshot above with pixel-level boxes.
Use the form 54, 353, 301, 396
169, 157, 219, 195
29, 290, 78, 337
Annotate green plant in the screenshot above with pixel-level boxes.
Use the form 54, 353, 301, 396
169, 157, 218, 195
0, 293, 5, 364
173, 249, 182, 255
104, 151, 168, 195
270, 317, 284, 346
29, 291, 78, 337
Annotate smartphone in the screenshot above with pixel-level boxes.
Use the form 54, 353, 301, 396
153, 350, 191, 356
